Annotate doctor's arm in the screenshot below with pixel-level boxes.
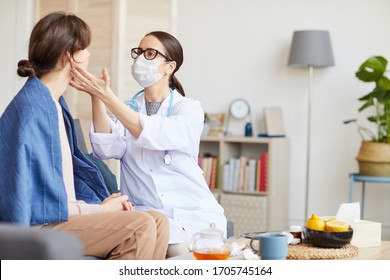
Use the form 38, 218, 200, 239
70, 67, 143, 138
91, 96, 110, 133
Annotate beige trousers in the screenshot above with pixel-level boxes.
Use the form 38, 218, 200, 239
46, 210, 169, 260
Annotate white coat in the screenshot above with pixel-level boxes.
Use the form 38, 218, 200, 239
89, 89, 227, 244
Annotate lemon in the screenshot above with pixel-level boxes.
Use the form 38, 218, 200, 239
306, 214, 326, 231
325, 220, 350, 232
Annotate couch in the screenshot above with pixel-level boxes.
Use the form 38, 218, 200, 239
0, 223, 84, 260
0, 120, 234, 260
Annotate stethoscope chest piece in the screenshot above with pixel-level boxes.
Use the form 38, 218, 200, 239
164, 152, 172, 165
127, 89, 175, 166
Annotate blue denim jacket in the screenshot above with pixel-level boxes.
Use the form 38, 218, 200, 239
0, 77, 110, 226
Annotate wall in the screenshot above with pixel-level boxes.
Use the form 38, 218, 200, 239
175, 0, 390, 239
1, 0, 390, 239
0, 0, 34, 113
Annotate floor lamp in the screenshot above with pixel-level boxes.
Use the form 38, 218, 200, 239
287, 30, 335, 219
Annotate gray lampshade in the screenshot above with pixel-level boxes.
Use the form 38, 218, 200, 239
288, 30, 335, 67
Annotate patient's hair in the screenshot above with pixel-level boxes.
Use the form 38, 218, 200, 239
17, 11, 91, 78
146, 31, 185, 96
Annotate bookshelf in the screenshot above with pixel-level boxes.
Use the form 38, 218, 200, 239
199, 136, 289, 236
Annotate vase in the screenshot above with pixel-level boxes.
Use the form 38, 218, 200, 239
356, 141, 390, 176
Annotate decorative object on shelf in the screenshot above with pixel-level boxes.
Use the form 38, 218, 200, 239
225, 98, 252, 136
204, 113, 225, 137
245, 122, 253, 137
201, 113, 210, 136
344, 56, 390, 176
264, 107, 285, 137
287, 30, 335, 219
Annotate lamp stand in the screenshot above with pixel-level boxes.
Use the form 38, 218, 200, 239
305, 65, 313, 220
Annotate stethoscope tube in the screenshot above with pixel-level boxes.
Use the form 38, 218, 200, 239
125, 89, 174, 165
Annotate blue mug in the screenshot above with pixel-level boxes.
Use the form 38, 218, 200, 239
250, 233, 288, 260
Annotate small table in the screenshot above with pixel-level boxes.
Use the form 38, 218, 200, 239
349, 173, 390, 219
168, 241, 390, 260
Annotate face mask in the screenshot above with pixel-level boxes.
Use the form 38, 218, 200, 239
131, 55, 163, 88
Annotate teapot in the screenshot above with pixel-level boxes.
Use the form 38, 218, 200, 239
191, 223, 230, 260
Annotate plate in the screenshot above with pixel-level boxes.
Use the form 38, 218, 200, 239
239, 232, 266, 239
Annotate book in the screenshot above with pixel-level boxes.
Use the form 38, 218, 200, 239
243, 162, 250, 192
238, 156, 248, 192
228, 157, 236, 191
198, 154, 219, 190
222, 162, 230, 191
206, 156, 213, 187
256, 157, 261, 192
209, 157, 218, 189
215, 156, 221, 189
203, 156, 210, 185
259, 152, 269, 192
248, 159, 257, 192
233, 158, 240, 192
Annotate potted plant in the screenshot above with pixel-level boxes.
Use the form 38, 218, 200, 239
344, 56, 390, 176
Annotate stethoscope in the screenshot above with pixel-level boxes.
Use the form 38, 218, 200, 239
125, 89, 174, 165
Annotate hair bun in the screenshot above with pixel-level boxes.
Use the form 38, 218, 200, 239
17, 59, 36, 78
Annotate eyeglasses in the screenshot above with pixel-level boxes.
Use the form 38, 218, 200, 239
131, 47, 169, 61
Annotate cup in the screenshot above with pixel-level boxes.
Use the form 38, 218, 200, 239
250, 233, 288, 260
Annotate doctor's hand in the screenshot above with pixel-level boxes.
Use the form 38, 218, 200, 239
69, 67, 114, 101
101, 192, 134, 212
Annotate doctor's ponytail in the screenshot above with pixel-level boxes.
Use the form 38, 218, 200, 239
170, 75, 185, 96
146, 31, 185, 96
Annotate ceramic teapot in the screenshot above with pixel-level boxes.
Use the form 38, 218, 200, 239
191, 223, 230, 260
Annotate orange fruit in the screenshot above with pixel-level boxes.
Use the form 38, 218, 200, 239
325, 220, 350, 232
306, 214, 326, 231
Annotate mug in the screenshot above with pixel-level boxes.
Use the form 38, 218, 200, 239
250, 233, 288, 260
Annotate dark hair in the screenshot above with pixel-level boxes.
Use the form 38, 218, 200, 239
146, 31, 185, 96
17, 11, 91, 78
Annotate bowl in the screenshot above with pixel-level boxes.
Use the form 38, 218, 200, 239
303, 226, 353, 248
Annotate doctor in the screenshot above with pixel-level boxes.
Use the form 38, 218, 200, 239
70, 31, 227, 257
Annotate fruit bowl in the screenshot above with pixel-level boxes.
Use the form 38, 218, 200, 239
303, 226, 353, 248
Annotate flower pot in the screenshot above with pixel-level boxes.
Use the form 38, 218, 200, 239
356, 141, 390, 176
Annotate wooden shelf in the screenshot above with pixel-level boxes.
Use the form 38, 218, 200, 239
200, 136, 289, 235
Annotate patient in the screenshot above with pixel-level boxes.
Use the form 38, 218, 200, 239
0, 11, 169, 260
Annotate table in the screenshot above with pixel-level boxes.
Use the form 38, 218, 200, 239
168, 241, 390, 260
349, 173, 390, 219
348, 241, 390, 260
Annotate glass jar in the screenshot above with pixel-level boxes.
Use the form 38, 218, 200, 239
289, 225, 303, 244
191, 223, 230, 260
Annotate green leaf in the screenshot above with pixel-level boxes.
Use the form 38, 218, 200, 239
378, 76, 390, 90
358, 100, 374, 112
371, 86, 386, 101
343, 119, 357, 124
358, 92, 372, 101
356, 56, 387, 82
